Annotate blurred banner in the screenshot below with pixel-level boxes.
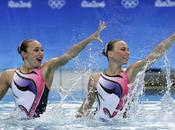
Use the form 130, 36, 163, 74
0, 0, 175, 70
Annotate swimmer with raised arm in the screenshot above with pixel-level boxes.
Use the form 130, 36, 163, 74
0, 21, 106, 119
77, 33, 175, 120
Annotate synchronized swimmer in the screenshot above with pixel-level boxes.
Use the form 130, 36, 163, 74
77, 33, 175, 120
0, 21, 106, 119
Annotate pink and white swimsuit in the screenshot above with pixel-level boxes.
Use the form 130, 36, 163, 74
11, 68, 49, 119
95, 71, 129, 120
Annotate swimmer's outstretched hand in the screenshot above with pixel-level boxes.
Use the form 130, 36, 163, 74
91, 21, 106, 43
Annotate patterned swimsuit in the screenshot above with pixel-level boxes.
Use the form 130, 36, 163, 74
95, 71, 129, 120
11, 68, 49, 118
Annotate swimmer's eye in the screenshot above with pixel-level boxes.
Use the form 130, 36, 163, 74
120, 48, 129, 52
120, 48, 126, 51
33, 49, 39, 52
33, 48, 44, 52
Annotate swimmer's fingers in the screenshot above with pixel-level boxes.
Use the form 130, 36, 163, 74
93, 21, 106, 43
97, 21, 106, 33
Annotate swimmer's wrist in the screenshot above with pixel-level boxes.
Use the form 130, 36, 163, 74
169, 33, 175, 41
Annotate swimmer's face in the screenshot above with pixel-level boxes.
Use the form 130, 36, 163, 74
108, 40, 130, 65
22, 40, 44, 68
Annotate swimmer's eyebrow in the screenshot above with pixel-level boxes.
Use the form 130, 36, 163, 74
120, 47, 129, 50
33, 47, 44, 51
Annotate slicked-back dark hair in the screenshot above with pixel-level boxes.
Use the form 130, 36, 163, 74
102, 39, 122, 58
17, 39, 35, 54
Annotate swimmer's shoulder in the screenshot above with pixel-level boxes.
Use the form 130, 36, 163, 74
1, 68, 16, 83
90, 72, 100, 81
3, 68, 16, 74
89, 72, 100, 89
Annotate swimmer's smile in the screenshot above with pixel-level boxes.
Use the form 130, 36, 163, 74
36, 57, 42, 63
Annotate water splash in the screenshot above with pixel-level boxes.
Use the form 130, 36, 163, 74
160, 53, 175, 112
52, 47, 99, 114
163, 53, 173, 92
120, 70, 146, 119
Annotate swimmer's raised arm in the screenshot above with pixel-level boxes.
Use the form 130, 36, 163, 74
44, 21, 106, 72
127, 33, 175, 82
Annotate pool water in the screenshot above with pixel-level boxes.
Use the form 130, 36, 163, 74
1, 90, 175, 130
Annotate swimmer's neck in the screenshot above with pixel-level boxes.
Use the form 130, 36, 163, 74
105, 63, 122, 76
19, 65, 39, 73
